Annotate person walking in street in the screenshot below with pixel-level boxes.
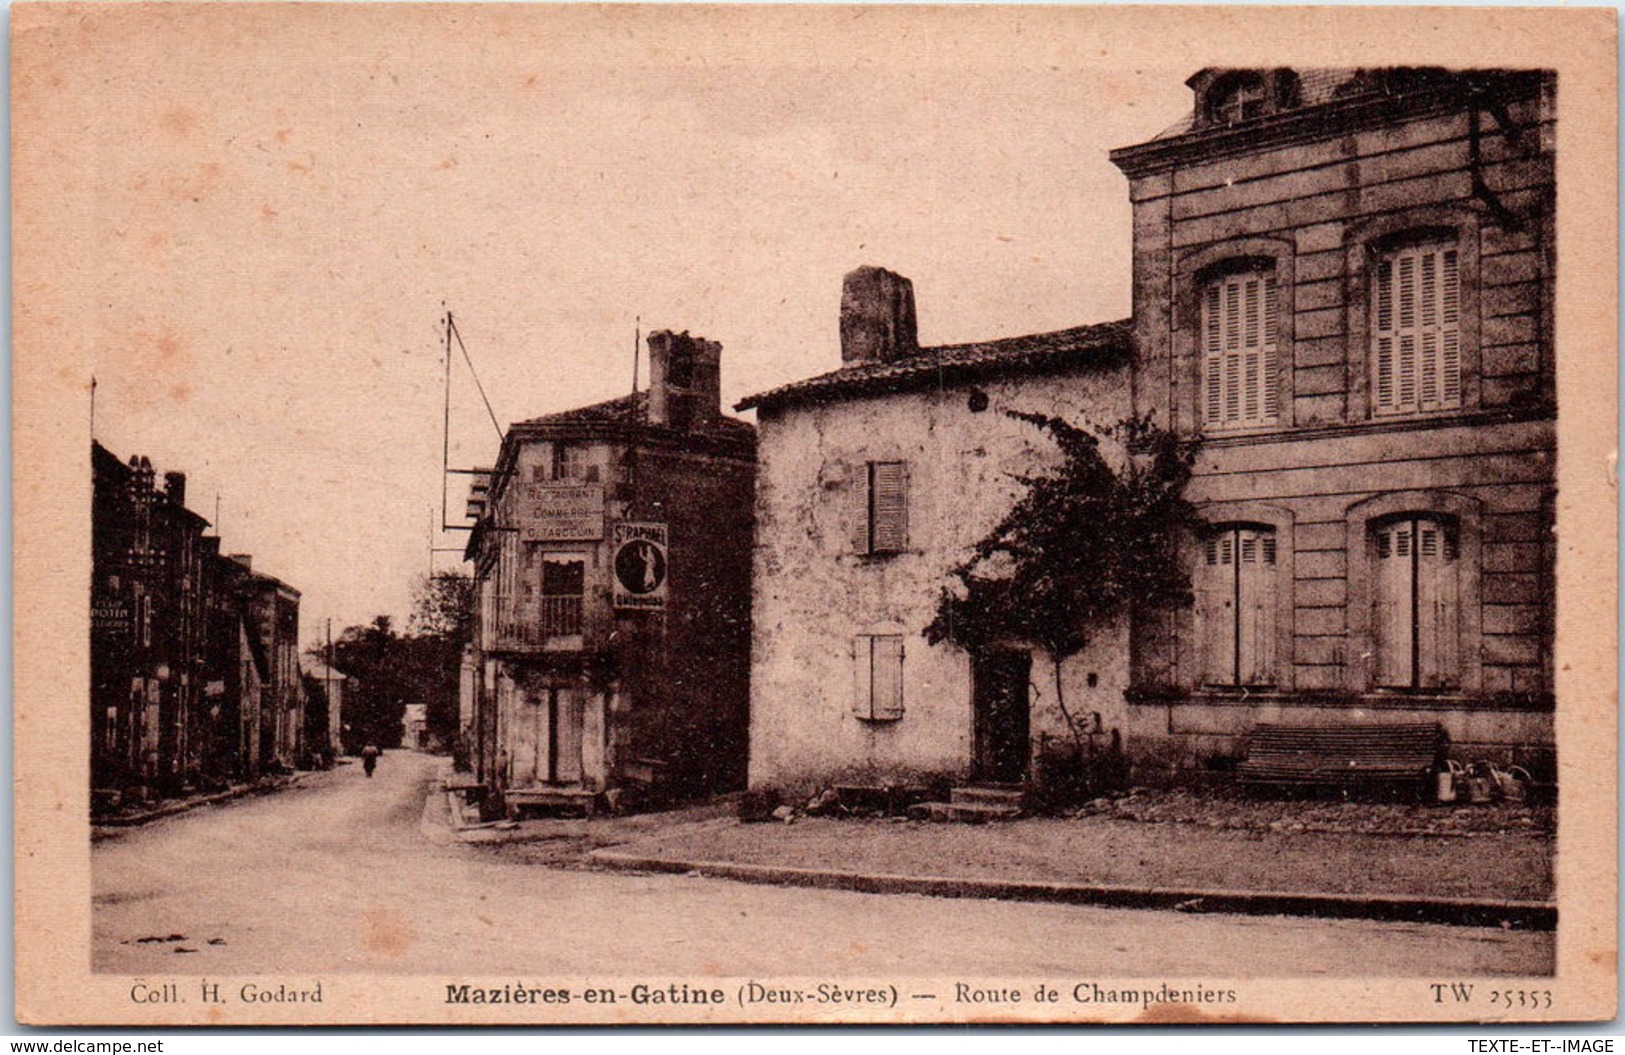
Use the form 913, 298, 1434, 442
361, 744, 380, 778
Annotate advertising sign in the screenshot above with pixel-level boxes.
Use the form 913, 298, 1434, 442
612, 522, 668, 610
517, 483, 604, 542
91, 598, 132, 636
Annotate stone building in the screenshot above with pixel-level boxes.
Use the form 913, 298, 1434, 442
742, 67, 1557, 794
462, 331, 755, 813
1110, 67, 1555, 776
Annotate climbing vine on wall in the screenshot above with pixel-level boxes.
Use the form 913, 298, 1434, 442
923, 411, 1201, 746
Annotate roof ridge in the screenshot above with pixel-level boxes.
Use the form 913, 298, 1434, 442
737, 317, 1132, 412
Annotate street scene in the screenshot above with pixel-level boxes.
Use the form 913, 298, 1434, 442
28, 3, 1601, 1025
94, 750, 1553, 977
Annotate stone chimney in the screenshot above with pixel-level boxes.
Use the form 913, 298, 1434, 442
840, 266, 918, 364
164, 471, 186, 507
646, 330, 722, 431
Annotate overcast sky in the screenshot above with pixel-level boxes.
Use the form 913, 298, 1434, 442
19, 5, 1195, 644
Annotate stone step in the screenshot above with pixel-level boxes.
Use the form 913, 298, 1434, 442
909, 801, 1023, 824
950, 785, 1028, 808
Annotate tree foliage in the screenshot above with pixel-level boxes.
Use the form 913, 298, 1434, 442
324, 573, 474, 753
409, 571, 476, 642
924, 411, 1199, 741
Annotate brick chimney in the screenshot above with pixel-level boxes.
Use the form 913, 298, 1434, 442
646, 330, 722, 431
840, 266, 918, 363
164, 471, 186, 507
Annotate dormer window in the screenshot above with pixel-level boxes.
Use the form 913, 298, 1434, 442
1209, 73, 1268, 125
1194, 68, 1303, 128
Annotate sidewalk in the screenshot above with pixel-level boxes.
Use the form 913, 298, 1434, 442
92, 771, 311, 834
571, 791, 1554, 930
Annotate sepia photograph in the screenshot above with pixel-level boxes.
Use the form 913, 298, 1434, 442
12, 2, 1618, 1026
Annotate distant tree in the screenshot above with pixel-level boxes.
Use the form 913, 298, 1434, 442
924, 412, 1200, 749
409, 571, 475, 642
330, 615, 407, 751
408, 572, 475, 750
326, 576, 474, 756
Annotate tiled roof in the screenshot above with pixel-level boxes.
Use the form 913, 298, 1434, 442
517, 390, 754, 440
1148, 69, 1373, 142
736, 318, 1132, 412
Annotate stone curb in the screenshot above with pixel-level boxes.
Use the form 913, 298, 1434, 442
92, 774, 306, 830
588, 850, 1556, 931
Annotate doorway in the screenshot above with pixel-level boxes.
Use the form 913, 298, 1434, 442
972, 649, 1031, 784
547, 686, 584, 784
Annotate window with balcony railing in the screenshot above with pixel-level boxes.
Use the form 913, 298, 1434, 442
540, 556, 585, 639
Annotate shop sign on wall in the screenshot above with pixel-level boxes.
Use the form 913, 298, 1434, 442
613, 522, 667, 610
518, 484, 604, 541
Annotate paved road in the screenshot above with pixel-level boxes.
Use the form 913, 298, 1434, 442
94, 751, 1553, 978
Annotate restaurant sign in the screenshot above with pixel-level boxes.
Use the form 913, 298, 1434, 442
517, 484, 604, 542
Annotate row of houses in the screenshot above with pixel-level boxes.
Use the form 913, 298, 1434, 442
460, 66, 1557, 811
91, 441, 343, 811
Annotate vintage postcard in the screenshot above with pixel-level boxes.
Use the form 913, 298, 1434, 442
12, 2, 1618, 1026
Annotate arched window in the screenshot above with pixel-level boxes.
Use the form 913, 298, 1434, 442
1201, 265, 1280, 429
1195, 524, 1278, 687
1372, 514, 1461, 689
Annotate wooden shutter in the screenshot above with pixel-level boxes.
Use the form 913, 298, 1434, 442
1373, 244, 1461, 415
1374, 522, 1415, 687
851, 467, 872, 554
1237, 528, 1277, 686
853, 635, 904, 719
1416, 518, 1461, 689
1202, 272, 1278, 428
870, 462, 908, 553
852, 636, 872, 717
871, 635, 905, 719
1195, 533, 1235, 685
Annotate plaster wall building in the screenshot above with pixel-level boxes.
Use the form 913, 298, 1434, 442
741, 270, 1133, 793
301, 658, 348, 763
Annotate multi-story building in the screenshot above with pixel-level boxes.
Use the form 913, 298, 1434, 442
1109, 67, 1555, 775
232, 557, 305, 774
92, 443, 211, 802
463, 331, 755, 812
92, 441, 308, 809
743, 67, 1557, 794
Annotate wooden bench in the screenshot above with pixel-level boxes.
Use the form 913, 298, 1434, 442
1237, 722, 1446, 793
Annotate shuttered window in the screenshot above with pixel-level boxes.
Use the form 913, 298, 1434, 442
1374, 516, 1460, 689
1373, 243, 1461, 415
853, 634, 905, 720
551, 443, 592, 481
861, 461, 908, 555
1194, 525, 1277, 687
1201, 270, 1279, 430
